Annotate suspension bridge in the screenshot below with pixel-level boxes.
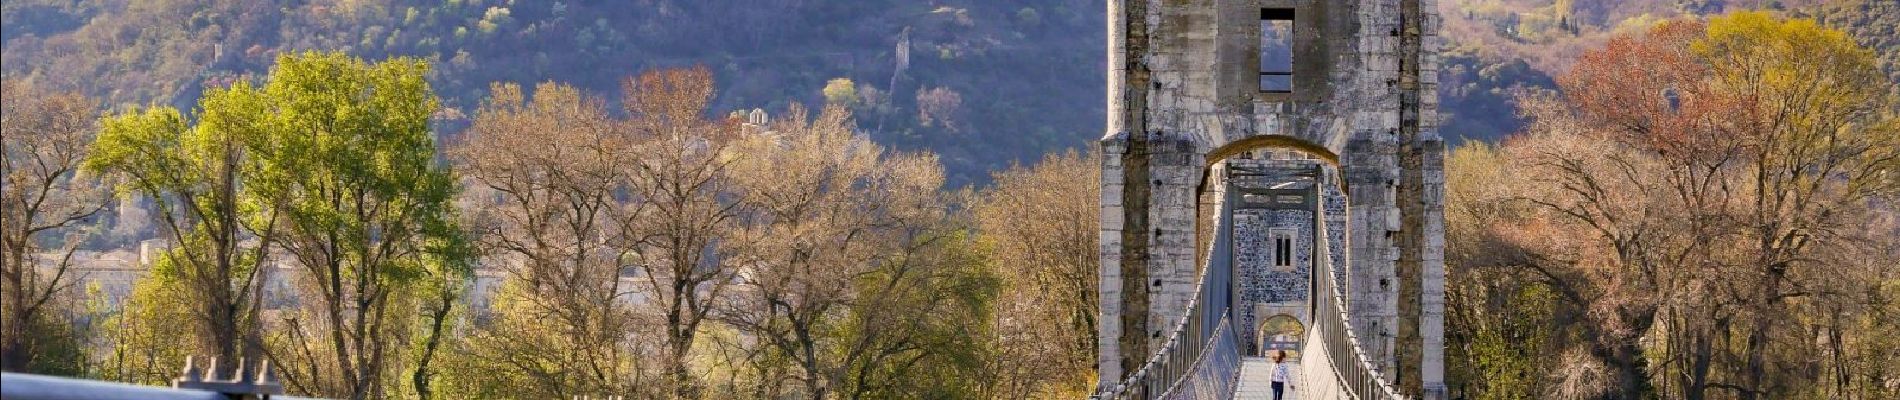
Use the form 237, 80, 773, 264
1092, 0, 1446, 399
1091, 159, 1411, 400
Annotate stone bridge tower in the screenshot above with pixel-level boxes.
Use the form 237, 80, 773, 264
1096, 0, 1446, 398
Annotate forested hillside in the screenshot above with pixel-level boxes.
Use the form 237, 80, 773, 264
3, 0, 1895, 179
1, 0, 1103, 186
1801, 0, 1900, 99
1435, 0, 1900, 142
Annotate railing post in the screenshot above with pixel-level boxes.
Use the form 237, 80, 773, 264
170, 356, 283, 398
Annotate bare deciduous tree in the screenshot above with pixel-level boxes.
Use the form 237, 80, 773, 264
970, 149, 1100, 398
915, 87, 963, 132
721, 103, 963, 399
1449, 13, 1900, 400
1, 79, 107, 372
446, 81, 649, 398
617, 66, 746, 399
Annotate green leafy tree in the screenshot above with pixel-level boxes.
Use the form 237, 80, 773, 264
88, 51, 468, 398
823, 78, 859, 106
222, 52, 468, 400
86, 84, 277, 381
93, 255, 206, 385
837, 232, 997, 399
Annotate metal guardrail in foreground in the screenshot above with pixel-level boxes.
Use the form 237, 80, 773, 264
3, 372, 230, 400
0, 373, 319, 400
2, 356, 309, 400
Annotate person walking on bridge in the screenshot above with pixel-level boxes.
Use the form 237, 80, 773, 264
1272, 351, 1294, 400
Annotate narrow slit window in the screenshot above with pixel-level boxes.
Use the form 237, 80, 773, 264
1260, 8, 1295, 93
1275, 236, 1292, 267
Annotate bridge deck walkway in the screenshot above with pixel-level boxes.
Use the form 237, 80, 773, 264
1234, 357, 1298, 400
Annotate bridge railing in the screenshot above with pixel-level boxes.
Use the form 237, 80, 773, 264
1092, 188, 1238, 400
1156, 315, 1241, 399
1310, 204, 1408, 400
1091, 280, 1239, 400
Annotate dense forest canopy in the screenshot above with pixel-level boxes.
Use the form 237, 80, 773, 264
1, 0, 1104, 187
1438, 0, 1899, 142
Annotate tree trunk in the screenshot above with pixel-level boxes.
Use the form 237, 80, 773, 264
211, 144, 243, 379
1683, 317, 1721, 400
670, 340, 696, 399
1739, 267, 1783, 400
2, 256, 29, 372
669, 279, 699, 399
794, 318, 827, 400
412, 295, 453, 400
1827, 314, 1846, 398
1, 319, 26, 371
1596, 320, 1654, 400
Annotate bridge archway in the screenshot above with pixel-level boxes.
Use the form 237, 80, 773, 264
1204, 135, 1340, 168
1256, 314, 1305, 359
1195, 135, 1347, 268
1197, 134, 1347, 197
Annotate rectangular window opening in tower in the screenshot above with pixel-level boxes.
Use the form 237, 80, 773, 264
1260, 8, 1295, 94
1275, 236, 1292, 267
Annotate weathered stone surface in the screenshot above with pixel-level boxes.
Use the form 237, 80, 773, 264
1100, 0, 1443, 397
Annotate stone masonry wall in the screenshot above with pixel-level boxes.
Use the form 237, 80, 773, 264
1232, 208, 1312, 355
1101, 0, 1443, 396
